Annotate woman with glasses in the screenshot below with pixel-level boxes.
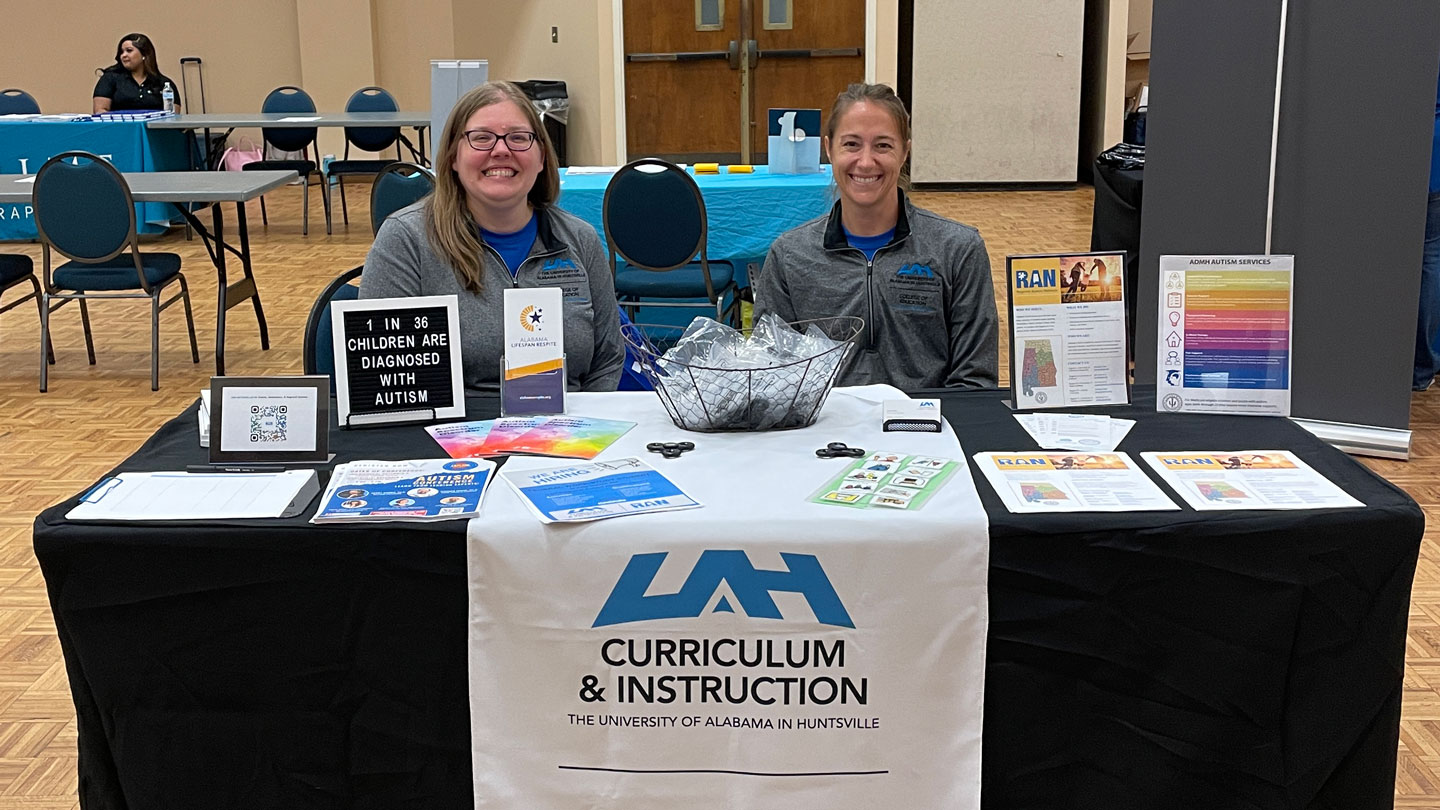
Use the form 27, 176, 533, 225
361, 81, 623, 391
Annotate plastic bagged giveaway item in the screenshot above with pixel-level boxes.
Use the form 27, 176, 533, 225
622, 315, 861, 432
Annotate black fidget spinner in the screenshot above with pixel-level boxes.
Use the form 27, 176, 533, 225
816, 441, 865, 459
647, 441, 695, 459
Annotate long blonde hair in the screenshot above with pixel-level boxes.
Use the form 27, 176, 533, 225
425, 81, 561, 293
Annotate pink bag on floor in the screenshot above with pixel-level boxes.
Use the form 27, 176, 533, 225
217, 136, 263, 171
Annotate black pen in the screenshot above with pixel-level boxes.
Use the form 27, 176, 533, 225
186, 464, 288, 474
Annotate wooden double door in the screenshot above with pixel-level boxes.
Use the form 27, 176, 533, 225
622, 0, 865, 164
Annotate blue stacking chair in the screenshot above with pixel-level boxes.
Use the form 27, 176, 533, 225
603, 158, 739, 328
369, 162, 435, 235
245, 86, 331, 236
0, 88, 40, 114
303, 163, 435, 382
33, 152, 198, 392
0, 253, 53, 368
330, 86, 403, 226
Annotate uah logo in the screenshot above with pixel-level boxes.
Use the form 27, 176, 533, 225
542, 258, 578, 272
593, 550, 853, 628
897, 263, 934, 279
519, 304, 544, 332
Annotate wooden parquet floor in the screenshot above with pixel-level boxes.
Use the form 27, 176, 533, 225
0, 185, 1436, 807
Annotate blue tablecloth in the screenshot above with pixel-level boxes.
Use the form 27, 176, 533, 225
0, 120, 189, 240
556, 165, 834, 288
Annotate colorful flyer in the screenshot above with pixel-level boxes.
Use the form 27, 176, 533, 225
502, 416, 636, 459
972, 452, 1178, 513
809, 452, 961, 510
474, 417, 546, 456
311, 458, 497, 523
500, 457, 701, 523
424, 420, 496, 458
427, 416, 636, 459
1140, 451, 1363, 510
1155, 255, 1293, 416
1007, 252, 1129, 409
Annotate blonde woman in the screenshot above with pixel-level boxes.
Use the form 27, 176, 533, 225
755, 83, 997, 390
361, 81, 622, 391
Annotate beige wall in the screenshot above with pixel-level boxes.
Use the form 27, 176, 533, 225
5, 1, 301, 116
297, 0, 378, 156
454, 1, 609, 165
6, 2, 1118, 174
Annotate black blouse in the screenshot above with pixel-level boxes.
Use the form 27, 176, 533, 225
93, 68, 179, 112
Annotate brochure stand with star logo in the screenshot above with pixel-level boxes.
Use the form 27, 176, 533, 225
501, 287, 566, 416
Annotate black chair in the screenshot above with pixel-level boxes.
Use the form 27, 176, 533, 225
0, 254, 53, 366
603, 158, 739, 327
244, 86, 332, 236
0, 88, 40, 114
33, 152, 198, 391
330, 86, 403, 227
369, 161, 435, 233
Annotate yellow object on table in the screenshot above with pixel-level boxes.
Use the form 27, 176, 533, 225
727, 165, 754, 173
693, 162, 720, 174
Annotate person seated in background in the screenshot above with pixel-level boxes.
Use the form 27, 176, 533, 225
754, 82, 998, 390
93, 33, 180, 114
361, 81, 623, 392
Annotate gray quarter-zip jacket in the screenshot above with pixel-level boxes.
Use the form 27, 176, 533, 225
360, 202, 624, 392
755, 191, 998, 390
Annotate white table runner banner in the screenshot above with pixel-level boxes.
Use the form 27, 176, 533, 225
466, 386, 989, 809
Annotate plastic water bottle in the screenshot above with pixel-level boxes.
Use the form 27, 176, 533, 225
322, 154, 336, 185
161, 82, 175, 114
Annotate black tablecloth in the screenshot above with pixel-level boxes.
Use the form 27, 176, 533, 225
35, 388, 1422, 810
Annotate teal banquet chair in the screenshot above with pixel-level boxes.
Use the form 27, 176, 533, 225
0, 253, 53, 367
602, 158, 739, 328
0, 88, 40, 114
33, 152, 199, 392
369, 161, 435, 234
245, 86, 332, 236
330, 86, 404, 227
303, 162, 436, 382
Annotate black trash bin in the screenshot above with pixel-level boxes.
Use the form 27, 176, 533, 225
515, 80, 568, 167
1091, 143, 1145, 357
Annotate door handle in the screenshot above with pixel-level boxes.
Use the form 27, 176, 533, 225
754, 47, 863, 60
626, 50, 730, 63
728, 40, 740, 70
748, 39, 759, 69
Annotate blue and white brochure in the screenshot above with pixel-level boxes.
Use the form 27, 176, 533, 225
311, 458, 496, 523
500, 456, 701, 523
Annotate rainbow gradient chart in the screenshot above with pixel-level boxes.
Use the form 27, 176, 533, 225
1156, 255, 1293, 416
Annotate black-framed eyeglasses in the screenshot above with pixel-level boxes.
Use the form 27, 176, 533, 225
462, 130, 537, 152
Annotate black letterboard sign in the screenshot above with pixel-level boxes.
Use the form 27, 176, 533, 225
341, 304, 456, 419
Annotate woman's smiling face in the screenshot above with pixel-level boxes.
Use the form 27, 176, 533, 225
824, 100, 910, 212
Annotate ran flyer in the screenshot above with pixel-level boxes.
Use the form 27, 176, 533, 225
501, 456, 701, 523
1141, 451, 1363, 510
311, 458, 496, 523
1007, 251, 1129, 409
972, 452, 1178, 513
809, 451, 961, 510
1156, 255, 1293, 416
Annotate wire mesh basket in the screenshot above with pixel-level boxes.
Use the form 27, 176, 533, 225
621, 316, 862, 432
